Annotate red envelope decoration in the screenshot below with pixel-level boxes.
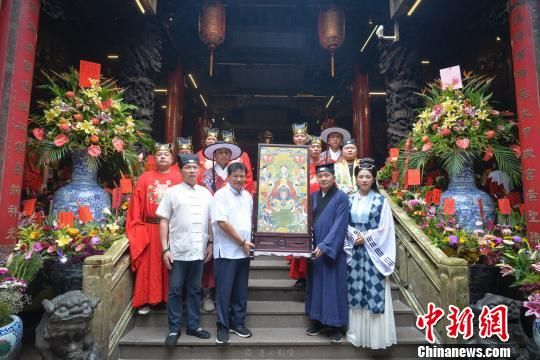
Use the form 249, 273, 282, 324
23, 198, 37, 216
498, 198, 512, 215
78, 205, 93, 223
443, 198, 455, 215
120, 178, 133, 194
79, 60, 101, 88
58, 211, 74, 227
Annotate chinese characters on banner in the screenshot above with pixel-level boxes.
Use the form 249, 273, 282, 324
509, 0, 540, 243
0, 0, 40, 245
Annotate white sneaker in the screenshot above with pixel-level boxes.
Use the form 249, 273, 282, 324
201, 296, 215, 313
138, 305, 151, 315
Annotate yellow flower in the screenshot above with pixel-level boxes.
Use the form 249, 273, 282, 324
56, 235, 72, 247
107, 223, 119, 234
459, 238, 465, 244
29, 231, 40, 240
77, 121, 98, 135
67, 228, 80, 237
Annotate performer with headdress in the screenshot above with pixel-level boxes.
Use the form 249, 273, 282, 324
320, 127, 351, 163
199, 140, 243, 313
197, 127, 220, 172
127, 143, 183, 315
287, 123, 314, 287
306, 163, 349, 343
221, 129, 255, 194
346, 158, 397, 349
308, 136, 324, 193
171, 136, 194, 176
334, 139, 361, 195
292, 122, 310, 145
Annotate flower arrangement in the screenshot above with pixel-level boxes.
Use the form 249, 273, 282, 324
10, 209, 124, 281
0, 268, 29, 327
406, 73, 521, 184
496, 235, 540, 294
29, 68, 153, 172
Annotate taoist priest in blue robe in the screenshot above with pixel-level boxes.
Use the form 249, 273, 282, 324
305, 163, 349, 343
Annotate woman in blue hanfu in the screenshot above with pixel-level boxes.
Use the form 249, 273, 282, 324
346, 158, 397, 349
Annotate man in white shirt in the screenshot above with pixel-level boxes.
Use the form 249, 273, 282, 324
156, 154, 213, 347
211, 162, 255, 345
320, 127, 352, 163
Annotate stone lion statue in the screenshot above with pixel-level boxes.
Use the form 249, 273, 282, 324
35, 290, 103, 360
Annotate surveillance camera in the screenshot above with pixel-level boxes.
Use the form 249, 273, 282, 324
376, 25, 384, 39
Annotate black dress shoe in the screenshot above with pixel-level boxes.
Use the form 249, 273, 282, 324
306, 321, 323, 336
187, 327, 211, 339
165, 331, 180, 347
294, 279, 306, 288
328, 327, 343, 343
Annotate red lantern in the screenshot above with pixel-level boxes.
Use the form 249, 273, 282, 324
318, 6, 345, 78
199, 1, 226, 77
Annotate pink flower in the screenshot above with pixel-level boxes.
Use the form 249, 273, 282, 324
101, 99, 112, 110
24, 251, 32, 260
0, 268, 9, 275
421, 142, 433, 152
532, 263, 540, 272
112, 137, 125, 152
32, 242, 44, 252
456, 138, 470, 149
33, 128, 44, 141
499, 263, 515, 277
54, 134, 69, 147
58, 123, 71, 132
88, 145, 101, 157
440, 128, 452, 137
47, 245, 57, 253
523, 292, 540, 318
75, 243, 85, 252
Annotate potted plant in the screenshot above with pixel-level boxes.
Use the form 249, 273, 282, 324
404, 73, 521, 230
28, 69, 152, 220
0, 268, 28, 360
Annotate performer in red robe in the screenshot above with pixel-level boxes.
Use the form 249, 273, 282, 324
197, 127, 220, 177
221, 129, 255, 194
127, 143, 182, 314
287, 124, 314, 288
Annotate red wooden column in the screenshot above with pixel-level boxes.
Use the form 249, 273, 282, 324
352, 65, 371, 157
194, 113, 210, 151
165, 62, 184, 143
509, 0, 540, 243
0, 0, 40, 247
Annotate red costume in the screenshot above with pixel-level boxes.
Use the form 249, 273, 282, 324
127, 169, 182, 308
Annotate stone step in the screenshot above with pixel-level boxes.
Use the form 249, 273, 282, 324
247, 278, 401, 302
119, 326, 425, 359
248, 279, 305, 302
135, 300, 415, 328
249, 259, 290, 279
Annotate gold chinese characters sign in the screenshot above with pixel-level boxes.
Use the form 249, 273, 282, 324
254, 144, 311, 255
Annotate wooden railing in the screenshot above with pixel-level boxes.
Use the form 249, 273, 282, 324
83, 237, 133, 359
382, 190, 469, 344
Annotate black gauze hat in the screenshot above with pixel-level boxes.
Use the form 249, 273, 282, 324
178, 154, 199, 168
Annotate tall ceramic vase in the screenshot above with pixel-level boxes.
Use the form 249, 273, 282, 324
440, 160, 495, 231
52, 149, 111, 222
0, 315, 23, 360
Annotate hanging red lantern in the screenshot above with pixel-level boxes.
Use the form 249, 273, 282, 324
199, 0, 226, 77
318, 6, 345, 78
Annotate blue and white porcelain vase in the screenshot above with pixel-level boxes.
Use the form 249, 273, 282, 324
534, 318, 540, 349
52, 149, 111, 222
440, 160, 495, 231
0, 315, 23, 360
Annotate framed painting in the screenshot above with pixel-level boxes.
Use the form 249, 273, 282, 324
253, 144, 312, 256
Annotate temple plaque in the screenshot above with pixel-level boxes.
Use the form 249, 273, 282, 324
253, 144, 312, 256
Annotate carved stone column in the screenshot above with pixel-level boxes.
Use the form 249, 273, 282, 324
378, 40, 422, 147
118, 20, 163, 127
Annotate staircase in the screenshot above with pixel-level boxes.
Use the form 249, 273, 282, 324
118, 256, 425, 359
